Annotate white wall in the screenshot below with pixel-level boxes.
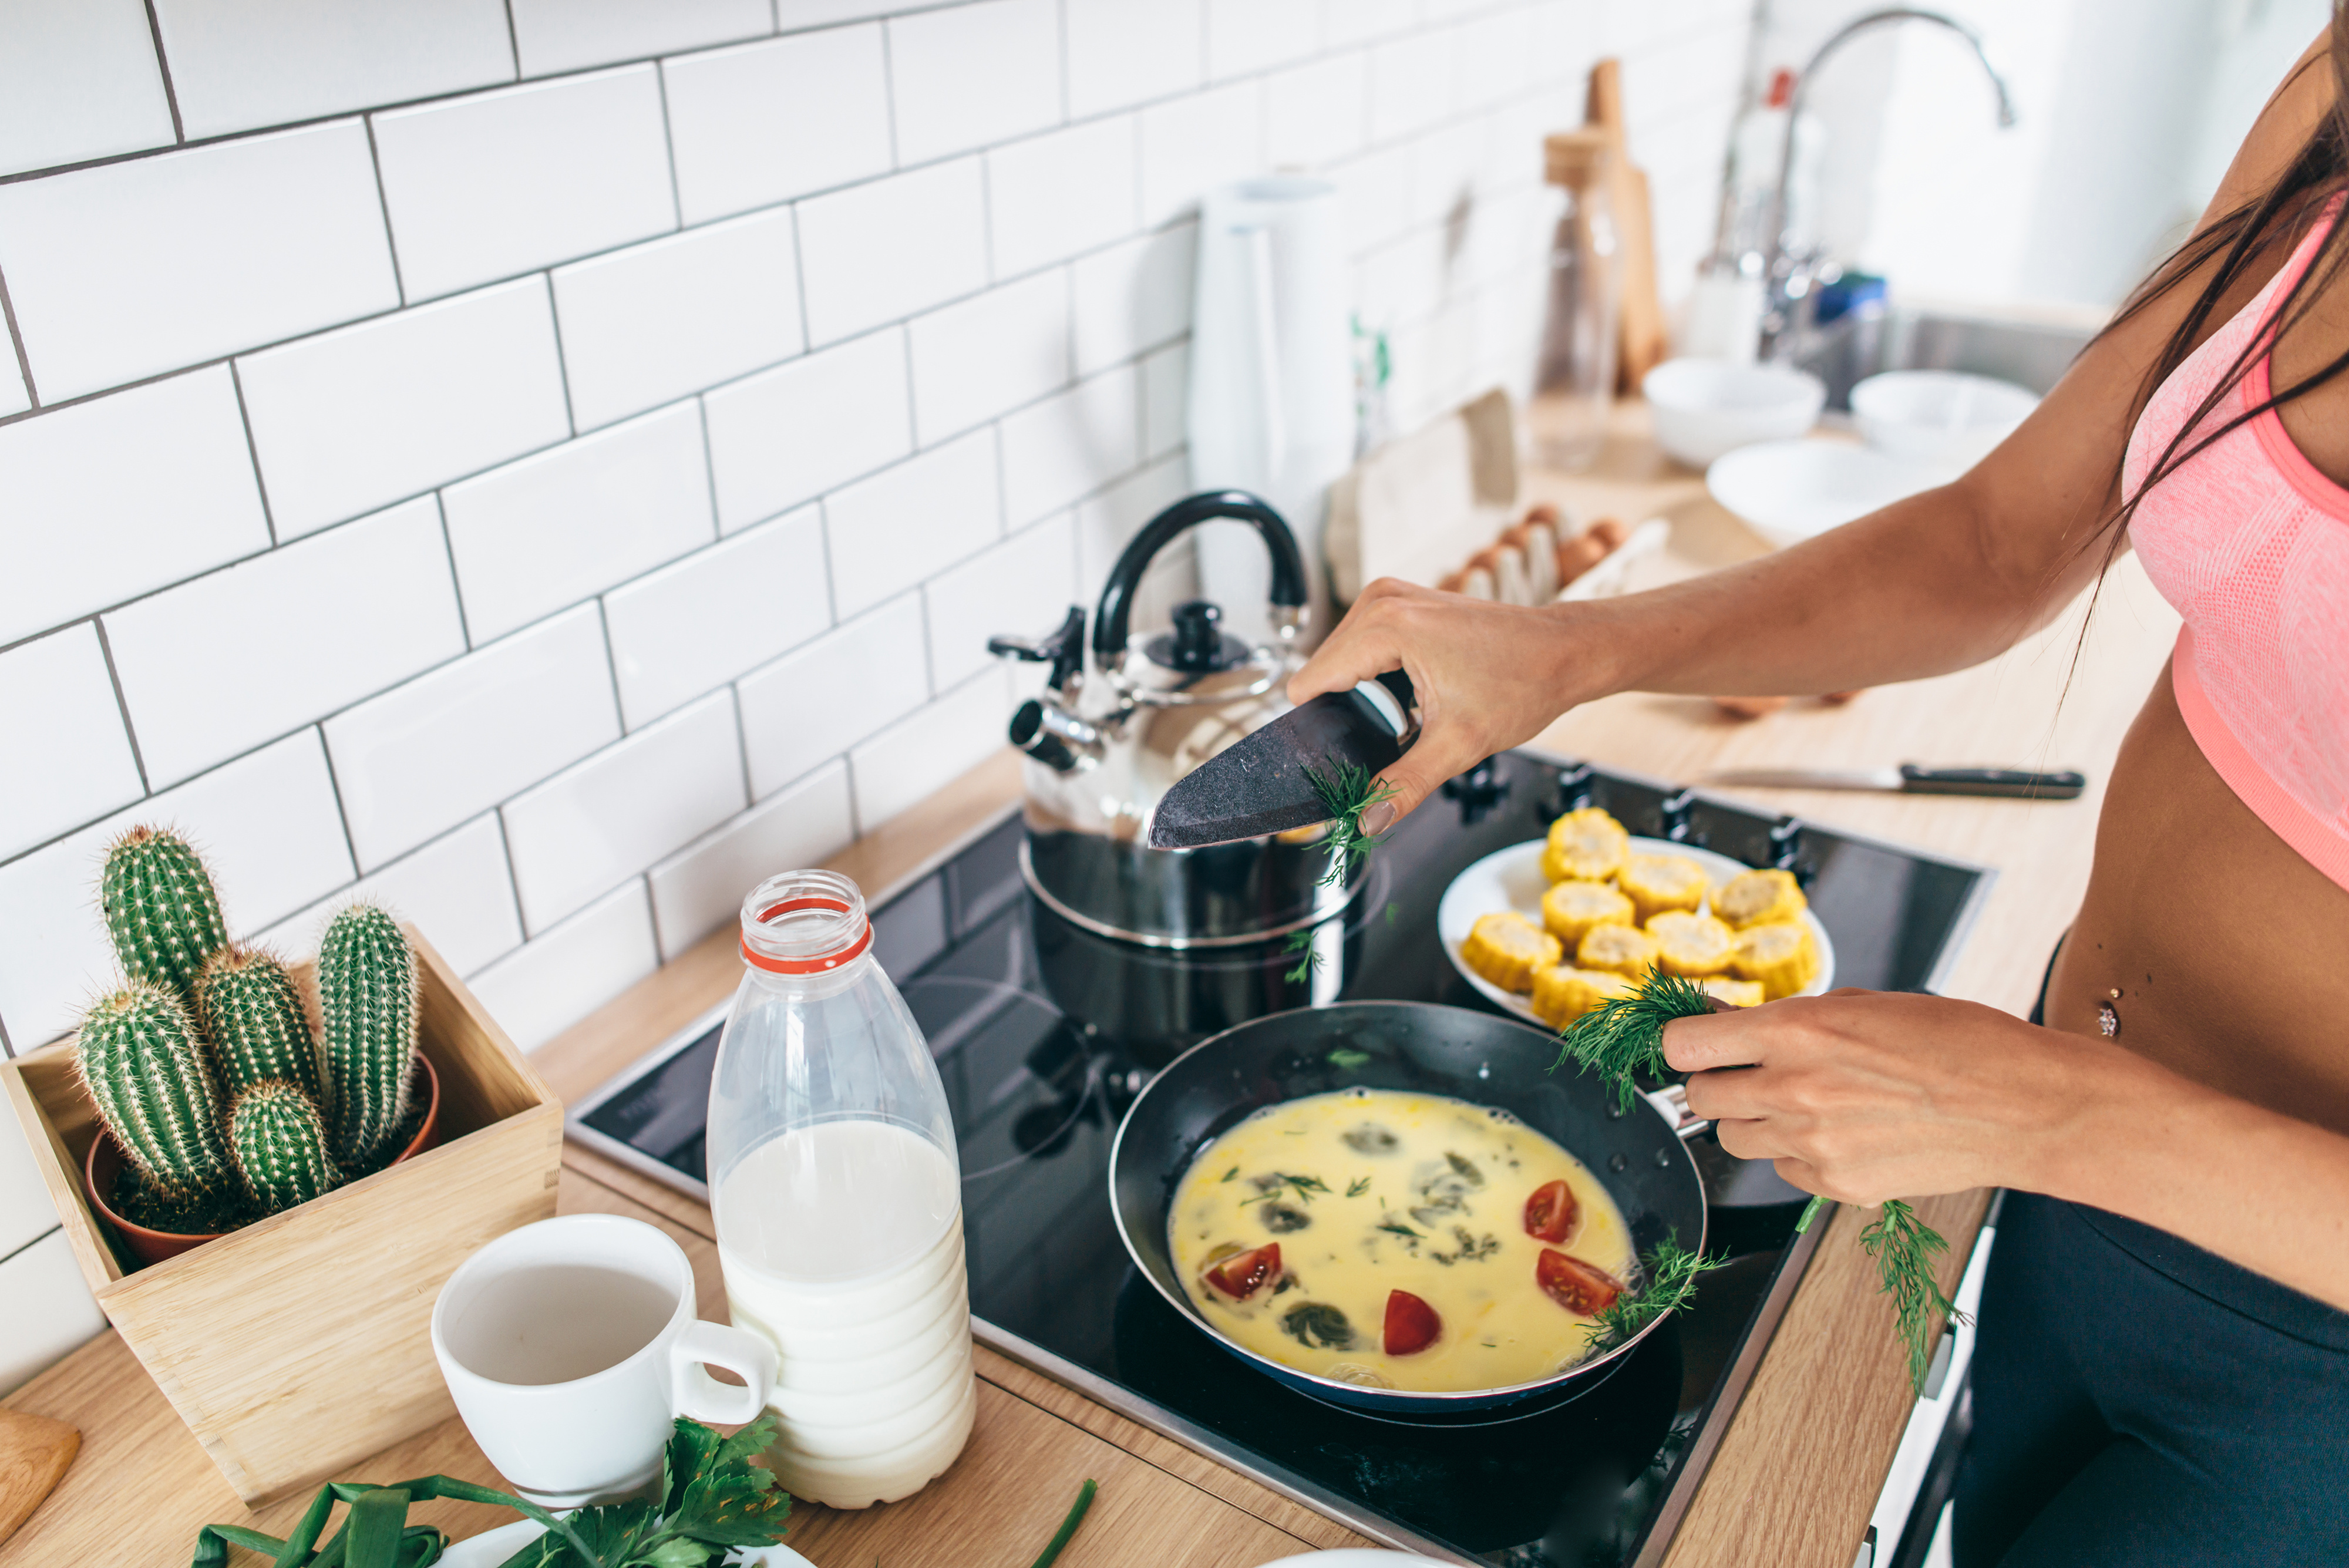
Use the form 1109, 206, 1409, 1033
0, 0, 1749, 1389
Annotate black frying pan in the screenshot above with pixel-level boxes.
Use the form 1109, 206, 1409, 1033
1109, 1001, 1707, 1418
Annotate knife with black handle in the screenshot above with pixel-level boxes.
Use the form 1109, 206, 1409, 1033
1702, 764, 2087, 799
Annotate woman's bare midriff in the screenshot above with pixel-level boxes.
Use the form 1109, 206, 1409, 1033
2049, 662, 2349, 1136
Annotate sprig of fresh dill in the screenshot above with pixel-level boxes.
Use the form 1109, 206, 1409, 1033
1586, 1233, 1718, 1355
1864, 1199, 1971, 1391
1552, 970, 1717, 1111
1283, 924, 1320, 983
1303, 759, 1398, 887
1550, 967, 1966, 1394
1240, 1172, 1332, 1207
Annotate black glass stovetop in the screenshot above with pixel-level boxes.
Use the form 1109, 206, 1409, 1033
568, 751, 1993, 1566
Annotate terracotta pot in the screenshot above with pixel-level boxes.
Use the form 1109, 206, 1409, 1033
84, 1053, 442, 1267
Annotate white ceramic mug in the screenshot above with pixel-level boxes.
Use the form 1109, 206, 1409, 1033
432, 1214, 778, 1506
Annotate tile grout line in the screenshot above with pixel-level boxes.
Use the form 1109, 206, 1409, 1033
312, 724, 366, 889
648, 55, 686, 233
0, 260, 39, 410
432, 492, 476, 651
500, 0, 523, 79
0, 1225, 62, 1268
540, 272, 580, 438
226, 359, 282, 546
138, 0, 186, 144
361, 116, 410, 307
89, 617, 153, 798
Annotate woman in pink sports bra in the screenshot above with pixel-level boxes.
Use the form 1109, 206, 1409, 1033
1293, 18, 2349, 1567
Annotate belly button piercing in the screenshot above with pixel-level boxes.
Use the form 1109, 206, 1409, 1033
2099, 987, 2122, 1037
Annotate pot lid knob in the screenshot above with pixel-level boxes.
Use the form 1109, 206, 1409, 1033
1149, 599, 1250, 673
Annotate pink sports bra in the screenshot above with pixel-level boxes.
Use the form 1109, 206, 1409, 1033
2126, 193, 2349, 892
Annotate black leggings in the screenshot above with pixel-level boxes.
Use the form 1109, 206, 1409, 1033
1950, 954, 2349, 1566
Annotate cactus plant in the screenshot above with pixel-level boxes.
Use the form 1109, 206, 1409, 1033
100, 826, 228, 1003
75, 981, 234, 1206
196, 945, 327, 1109
228, 1080, 343, 1214
318, 903, 418, 1171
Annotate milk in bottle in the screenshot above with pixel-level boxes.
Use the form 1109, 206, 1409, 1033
706, 871, 975, 1508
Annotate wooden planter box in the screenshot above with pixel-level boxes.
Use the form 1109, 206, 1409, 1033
0, 924, 563, 1504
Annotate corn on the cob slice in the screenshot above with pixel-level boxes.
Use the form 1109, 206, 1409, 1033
1647, 910, 1737, 977
1713, 868, 1808, 930
1541, 808, 1630, 883
1731, 920, 1820, 999
1617, 853, 1708, 921
1530, 965, 1641, 1028
1700, 977, 1765, 1008
1462, 911, 1561, 993
1576, 922, 1660, 978
1540, 879, 1634, 947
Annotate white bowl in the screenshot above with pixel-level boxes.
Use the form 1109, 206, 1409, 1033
1850, 369, 2038, 469
1642, 357, 1827, 467
1707, 439, 1950, 549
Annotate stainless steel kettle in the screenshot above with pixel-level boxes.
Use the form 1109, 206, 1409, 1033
988, 491, 1363, 948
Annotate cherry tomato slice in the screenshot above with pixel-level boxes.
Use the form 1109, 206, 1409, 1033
1523, 1179, 1579, 1244
1536, 1248, 1624, 1315
1203, 1242, 1281, 1300
1383, 1288, 1442, 1355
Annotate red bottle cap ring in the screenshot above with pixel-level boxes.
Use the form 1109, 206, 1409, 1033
742, 896, 873, 974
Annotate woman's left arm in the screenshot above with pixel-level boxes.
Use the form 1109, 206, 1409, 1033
1664, 994, 2349, 1311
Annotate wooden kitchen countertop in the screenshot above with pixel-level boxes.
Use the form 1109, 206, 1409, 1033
2, 399, 2178, 1568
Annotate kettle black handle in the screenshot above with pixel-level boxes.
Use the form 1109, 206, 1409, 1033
1091, 491, 1308, 668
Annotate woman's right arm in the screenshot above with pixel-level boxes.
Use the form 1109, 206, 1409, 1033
1293, 32, 2338, 829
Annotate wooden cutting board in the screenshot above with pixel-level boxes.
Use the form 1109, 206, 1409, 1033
0, 1409, 77, 1547
1586, 59, 1667, 393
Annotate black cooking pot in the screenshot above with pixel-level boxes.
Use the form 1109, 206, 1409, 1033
1109, 1001, 1707, 1418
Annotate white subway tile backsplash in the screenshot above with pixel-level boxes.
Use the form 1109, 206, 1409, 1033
502, 690, 744, 933
0, 122, 399, 402
1321, 0, 1416, 48
924, 514, 1076, 691
1000, 365, 1140, 526
1368, 27, 1460, 144
238, 278, 571, 539
552, 208, 804, 432
0, 0, 173, 178
848, 667, 1009, 829
371, 68, 677, 304
702, 329, 911, 531
251, 813, 523, 979
737, 595, 927, 799
1267, 52, 1368, 170
908, 271, 1071, 445
647, 760, 853, 958
1331, 141, 1417, 255
508, 0, 772, 78
0, 626, 142, 863
0, 368, 269, 647
0, 1231, 107, 1397
604, 506, 831, 729
0, 355, 28, 420
1074, 452, 1187, 590
0, 731, 355, 1048
661, 27, 893, 226
0, 1106, 56, 1260
888, 0, 1061, 168
106, 497, 466, 788
323, 604, 619, 870
1206, 0, 1319, 80
1139, 341, 1188, 462
796, 160, 988, 347
986, 118, 1140, 280
150, 0, 515, 140
1068, 223, 1193, 376
1065, 0, 1204, 117
1139, 80, 1266, 228
823, 431, 1003, 620
467, 878, 658, 1052
442, 403, 715, 644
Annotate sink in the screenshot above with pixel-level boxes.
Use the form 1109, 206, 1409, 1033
1792, 306, 2100, 409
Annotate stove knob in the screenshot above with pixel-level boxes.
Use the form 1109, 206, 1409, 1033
1660, 789, 1704, 846
1554, 761, 1597, 812
1768, 815, 1805, 873
1441, 756, 1510, 822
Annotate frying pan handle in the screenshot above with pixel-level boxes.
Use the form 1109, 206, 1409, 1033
1643, 1083, 1711, 1142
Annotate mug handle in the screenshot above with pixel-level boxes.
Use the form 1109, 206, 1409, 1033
669, 1321, 778, 1426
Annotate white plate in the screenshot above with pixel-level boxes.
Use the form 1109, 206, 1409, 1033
1436, 836, 1835, 1025
439, 1520, 813, 1567
1705, 438, 1952, 549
